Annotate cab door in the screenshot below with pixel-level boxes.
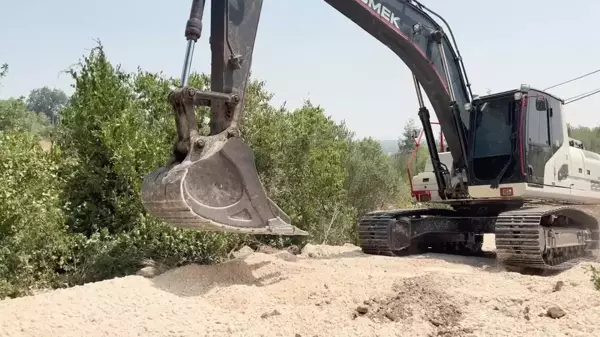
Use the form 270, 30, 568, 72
525, 96, 553, 186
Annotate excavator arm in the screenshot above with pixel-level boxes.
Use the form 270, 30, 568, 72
327, 0, 472, 169
141, 0, 474, 235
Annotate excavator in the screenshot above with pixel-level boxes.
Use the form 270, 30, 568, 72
140, 0, 600, 272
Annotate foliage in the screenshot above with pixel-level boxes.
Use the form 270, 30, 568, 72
0, 63, 7, 80
568, 124, 600, 153
0, 42, 419, 299
0, 131, 71, 298
26, 86, 69, 125
56, 45, 239, 273
346, 138, 402, 215
394, 118, 430, 180
243, 99, 358, 244
62, 219, 234, 286
0, 98, 51, 135
586, 265, 600, 291
397, 118, 420, 154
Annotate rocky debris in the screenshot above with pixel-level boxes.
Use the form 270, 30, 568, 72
546, 306, 566, 319
435, 326, 475, 337
523, 306, 531, 321
301, 243, 361, 258
260, 309, 281, 319
257, 245, 279, 254
552, 280, 565, 292
287, 245, 301, 255
229, 243, 305, 258
136, 267, 158, 278
359, 276, 463, 332
307, 290, 332, 307
274, 251, 298, 262
135, 259, 169, 278
356, 306, 368, 315
315, 299, 331, 307
232, 245, 254, 259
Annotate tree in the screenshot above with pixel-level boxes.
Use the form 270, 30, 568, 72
0, 130, 70, 298
568, 124, 600, 153
1, 41, 415, 298
242, 98, 357, 243
0, 63, 8, 94
0, 98, 50, 134
394, 119, 428, 177
397, 118, 420, 154
26, 87, 69, 125
0, 63, 7, 79
346, 137, 401, 217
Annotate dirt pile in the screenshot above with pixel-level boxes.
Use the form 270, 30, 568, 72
356, 276, 466, 336
0, 234, 599, 337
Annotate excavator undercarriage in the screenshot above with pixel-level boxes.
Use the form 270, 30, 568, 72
358, 204, 599, 272
140, 0, 600, 274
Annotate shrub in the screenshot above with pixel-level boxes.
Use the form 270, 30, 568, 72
0, 131, 71, 298
0, 42, 413, 298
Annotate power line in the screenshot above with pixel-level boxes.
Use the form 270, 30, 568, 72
544, 68, 600, 91
564, 87, 600, 104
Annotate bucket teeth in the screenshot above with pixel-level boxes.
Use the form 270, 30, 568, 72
141, 136, 308, 236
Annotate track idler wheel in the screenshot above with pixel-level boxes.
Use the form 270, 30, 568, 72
141, 133, 308, 236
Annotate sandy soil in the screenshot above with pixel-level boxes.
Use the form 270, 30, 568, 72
1, 234, 599, 337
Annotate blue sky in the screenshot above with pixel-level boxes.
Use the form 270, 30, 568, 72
1, 0, 599, 140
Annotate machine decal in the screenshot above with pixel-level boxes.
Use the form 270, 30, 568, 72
360, 0, 401, 29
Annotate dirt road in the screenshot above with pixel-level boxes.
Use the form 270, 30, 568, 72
1, 234, 599, 337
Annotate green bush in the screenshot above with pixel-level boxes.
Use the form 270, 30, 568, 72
54, 45, 242, 282
0, 98, 52, 136
587, 266, 600, 291
0, 131, 72, 298
243, 99, 358, 244
63, 219, 237, 285
0, 42, 414, 298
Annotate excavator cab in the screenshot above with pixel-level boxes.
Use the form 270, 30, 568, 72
140, 0, 307, 236
461, 84, 600, 205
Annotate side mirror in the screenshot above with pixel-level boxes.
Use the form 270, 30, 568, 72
535, 97, 547, 111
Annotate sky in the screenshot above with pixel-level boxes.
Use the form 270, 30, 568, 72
1, 0, 599, 140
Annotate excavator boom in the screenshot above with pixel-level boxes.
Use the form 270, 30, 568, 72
141, 0, 475, 235
327, 0, 472, 171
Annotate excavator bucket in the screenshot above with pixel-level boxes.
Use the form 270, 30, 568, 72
141, 0, 307, 236
141, 135, 308, 236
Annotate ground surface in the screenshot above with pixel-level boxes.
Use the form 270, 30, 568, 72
1, 234, 599, 337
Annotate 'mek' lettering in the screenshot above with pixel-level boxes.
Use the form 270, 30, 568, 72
360, 0, 401, 29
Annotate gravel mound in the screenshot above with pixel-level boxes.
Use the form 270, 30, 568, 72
1, 234, 599, 337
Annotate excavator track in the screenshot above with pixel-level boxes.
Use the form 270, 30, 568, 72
358, 211, 396, 256
357, 208, 493, 256
495, 205, 599, 271
358, 205, 599, 273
